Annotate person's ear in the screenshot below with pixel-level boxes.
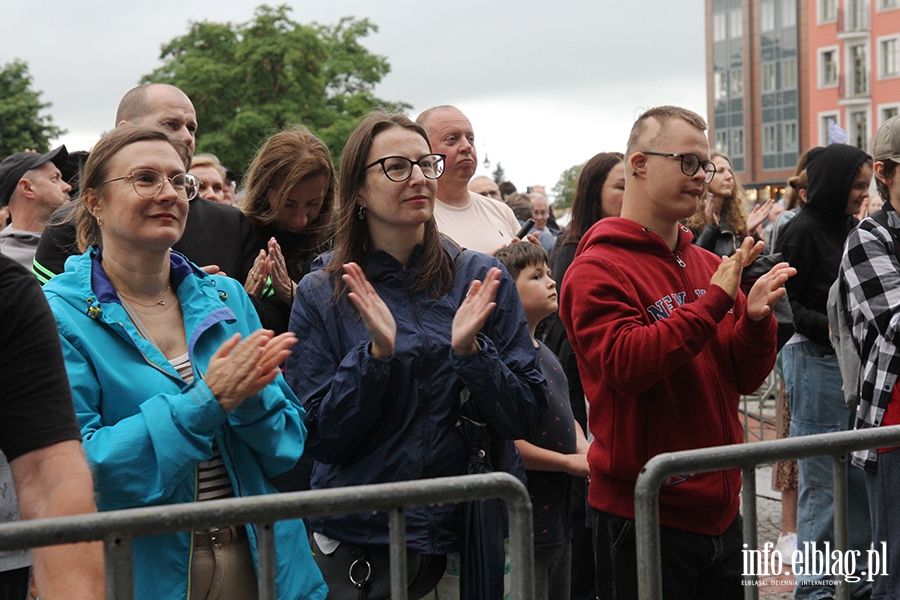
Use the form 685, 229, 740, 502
629, 152, 647, 179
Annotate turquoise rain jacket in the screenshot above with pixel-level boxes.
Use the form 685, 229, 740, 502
43, 249, 327, 600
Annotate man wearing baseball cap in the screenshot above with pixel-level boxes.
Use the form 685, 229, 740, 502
839, 114, 900, 598
0, 146, 70, 268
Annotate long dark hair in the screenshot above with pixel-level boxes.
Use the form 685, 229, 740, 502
563, 152, 624, 245
325, 112, 454, 300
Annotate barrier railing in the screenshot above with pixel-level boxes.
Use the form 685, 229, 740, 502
0, 472, 534, 600
635, 425, 900, 600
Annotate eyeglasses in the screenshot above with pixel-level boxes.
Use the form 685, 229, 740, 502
102, 169, 200, 201
365, 154, 446, 183
641, 151, 717, 184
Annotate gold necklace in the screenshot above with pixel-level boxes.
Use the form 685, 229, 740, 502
117, 285, 171, 308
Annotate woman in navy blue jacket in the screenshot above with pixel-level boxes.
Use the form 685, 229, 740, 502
286, 112, 546, 592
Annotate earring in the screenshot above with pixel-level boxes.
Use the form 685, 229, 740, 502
357, 205, 367, 220
632, 172, 638, 177
97, 216, 103, 227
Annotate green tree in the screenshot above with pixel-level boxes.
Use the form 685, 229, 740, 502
142, 5, 408, 172
0, 60, 65, 158
492, 162, 506, 184
552, 162, 584, 209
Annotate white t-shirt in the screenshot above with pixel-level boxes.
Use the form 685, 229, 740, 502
432, 191, 520, 254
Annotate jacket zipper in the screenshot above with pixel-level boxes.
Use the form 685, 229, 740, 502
673, 251, 686, 268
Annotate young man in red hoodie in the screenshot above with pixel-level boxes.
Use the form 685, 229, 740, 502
559, 105, 795, 599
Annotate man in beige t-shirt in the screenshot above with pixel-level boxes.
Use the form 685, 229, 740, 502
417, 106, 520, 253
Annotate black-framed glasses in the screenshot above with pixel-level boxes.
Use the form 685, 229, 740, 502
101, 169, 200, 201
641, 151, 717, 184
365, 154, 446, 183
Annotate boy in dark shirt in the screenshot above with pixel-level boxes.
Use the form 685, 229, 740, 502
493, 242, 589, 600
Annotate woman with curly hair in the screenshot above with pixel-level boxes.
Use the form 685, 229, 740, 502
686, 152, 773, 257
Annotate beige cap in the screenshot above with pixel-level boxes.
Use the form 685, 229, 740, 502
873, 115, 900, 162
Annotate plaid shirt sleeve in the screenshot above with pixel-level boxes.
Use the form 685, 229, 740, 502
843, 211, 900, 470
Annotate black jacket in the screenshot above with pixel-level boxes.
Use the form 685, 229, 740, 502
775, 144, 870, 346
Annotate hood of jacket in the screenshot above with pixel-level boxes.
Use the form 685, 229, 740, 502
576, 216, 695, 259
804, 144, 871, 223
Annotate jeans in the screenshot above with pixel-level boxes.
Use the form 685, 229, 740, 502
592, 508, 743, 600
783, 340, 871, 600
866, 447, 900, 600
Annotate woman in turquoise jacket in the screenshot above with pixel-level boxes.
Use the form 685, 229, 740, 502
42, 125, 327, 600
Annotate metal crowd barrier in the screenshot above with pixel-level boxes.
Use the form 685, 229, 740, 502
634, 425, 900, 600
0, 472, 535, 600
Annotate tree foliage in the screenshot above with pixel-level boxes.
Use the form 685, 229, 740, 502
552, 162, 584, 209
492, 162, 506, 185
142, 5, 409, 172
0, 60, 65, 157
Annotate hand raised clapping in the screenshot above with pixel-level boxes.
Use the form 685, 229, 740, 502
343, 262, 396, 360
452, 267, 501, 356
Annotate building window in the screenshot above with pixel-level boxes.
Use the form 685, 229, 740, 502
730, 68, 744, 96
763, 124, 778, 154
820, 47, 839, 87
879, 0, 900, 10
715, 131, 728, 154
849, 43, 869, 96
762, 63, 777, 92
761, 0, 776, 31
713, 12, 727, 42
849, 110, 869, 151
729, 8, 743, 38
781, 0, 797, 27
784, 122, 799, 152
846, 0, 870, 31
881, 104, 900, 123
819, 0, 838, 21
880, 36, 900, 78
731, 128, 745, 157
783, 59, 798, 89
714, 72, 728, 100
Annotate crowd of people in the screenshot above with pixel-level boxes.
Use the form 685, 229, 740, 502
3, 81, 900, 600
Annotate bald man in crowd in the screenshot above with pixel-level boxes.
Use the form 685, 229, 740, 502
33, 84, 290, 331
468, 175, 503, 202
417, 106, 520, 253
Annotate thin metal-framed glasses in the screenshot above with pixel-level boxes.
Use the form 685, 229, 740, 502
641, 151, 717, 184
365, 154, 446, 183
101, 169, 200, 201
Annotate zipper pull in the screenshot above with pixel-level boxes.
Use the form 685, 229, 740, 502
674, 251, 686, 268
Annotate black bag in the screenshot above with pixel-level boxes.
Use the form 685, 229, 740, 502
310, 534, 446, 600
456, 388, 506, 600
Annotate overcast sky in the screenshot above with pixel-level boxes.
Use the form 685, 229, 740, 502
0, 0, 707, 199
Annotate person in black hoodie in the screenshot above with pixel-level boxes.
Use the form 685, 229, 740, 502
775, 143, 873, 600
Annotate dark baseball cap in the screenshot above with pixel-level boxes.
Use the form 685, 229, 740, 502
0, 145, 68, 207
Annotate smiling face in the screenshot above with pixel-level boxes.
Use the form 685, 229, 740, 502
357, 126, 437, 245
272, 174, 329, 234
845, 163, 873, 215
88, 140, 189, 254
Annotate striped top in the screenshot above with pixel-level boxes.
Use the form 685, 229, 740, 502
170, 353, 235, 502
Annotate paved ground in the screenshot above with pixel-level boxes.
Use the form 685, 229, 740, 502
742, 375, 796, 599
